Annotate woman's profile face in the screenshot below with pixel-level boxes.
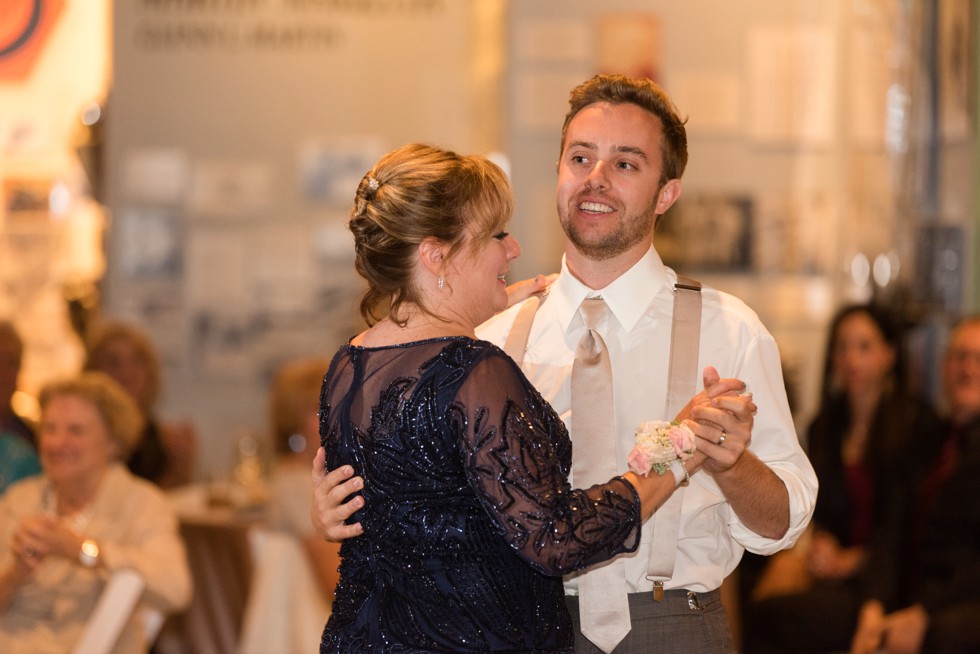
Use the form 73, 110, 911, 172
39, 394, 118, 489
446, 224, 522, 326
831, 312, 895, 396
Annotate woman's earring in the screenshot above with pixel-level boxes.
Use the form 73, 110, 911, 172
437, 275, 445, 291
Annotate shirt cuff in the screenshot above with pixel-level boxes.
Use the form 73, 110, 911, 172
672, 460, 690, 487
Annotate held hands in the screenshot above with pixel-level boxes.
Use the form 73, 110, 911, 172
2, 515, 91, 607
678, 366, 757, 475
11, 515, 84, 572
676, 367, 790, 539
311, 446, 364, 542
311, 365, 755, 542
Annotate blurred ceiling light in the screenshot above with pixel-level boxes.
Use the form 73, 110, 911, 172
49, 181, 70, 218
80, 102, 102, 126
850, 252, 870, 286
872, 253, 891, 287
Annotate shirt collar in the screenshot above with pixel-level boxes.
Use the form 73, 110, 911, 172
551, 246, 673, 334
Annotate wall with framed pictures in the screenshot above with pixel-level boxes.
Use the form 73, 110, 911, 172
504, 0, 977, 430
4, 1, 974, 473
101, 0, 507, 476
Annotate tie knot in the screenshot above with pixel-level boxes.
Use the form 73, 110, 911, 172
579, 297, 608, 331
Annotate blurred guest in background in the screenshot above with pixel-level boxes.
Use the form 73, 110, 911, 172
0, 432, 41, 496
850, 315, 980, 654
84, 321, 197, 488
744, 303, 942, 653
0, 322, 35, 448
0, 322, 42, 495
267, 356, 340, 605
0, 372, 191, 654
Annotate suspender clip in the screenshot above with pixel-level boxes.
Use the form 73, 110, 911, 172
653, 580, 665, 601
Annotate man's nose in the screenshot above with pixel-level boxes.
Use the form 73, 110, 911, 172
584, 161, 610, 190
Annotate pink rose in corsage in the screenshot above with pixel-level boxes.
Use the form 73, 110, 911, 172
627, 420, 697, 476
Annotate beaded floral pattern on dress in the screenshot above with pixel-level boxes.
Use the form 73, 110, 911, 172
318, 337, 640, 653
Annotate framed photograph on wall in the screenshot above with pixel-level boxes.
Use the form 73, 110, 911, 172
914, 223, 964, 312
113, 208, 182, 280
939, 0, 974, 141
657, 193, 753, 272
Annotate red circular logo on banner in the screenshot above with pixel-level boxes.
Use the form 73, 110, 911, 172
0, 0, 66, 80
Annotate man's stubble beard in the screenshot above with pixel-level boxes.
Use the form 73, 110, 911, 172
557, 198, 658, 261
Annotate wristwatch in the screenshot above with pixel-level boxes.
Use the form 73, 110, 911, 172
79, 538, 100, 568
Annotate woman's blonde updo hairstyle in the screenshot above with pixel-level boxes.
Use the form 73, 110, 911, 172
348, 143, 514, 326
39, 372, 146, 458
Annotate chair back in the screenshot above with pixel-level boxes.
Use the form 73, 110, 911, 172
72, 568, 146, 654
238, 529, 331, 654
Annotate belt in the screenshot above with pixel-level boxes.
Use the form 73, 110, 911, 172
566, 588, 720, 613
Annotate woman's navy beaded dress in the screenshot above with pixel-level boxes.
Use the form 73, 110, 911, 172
319, 337, 641, 653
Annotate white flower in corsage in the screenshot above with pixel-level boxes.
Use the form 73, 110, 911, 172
627, 420, 697, 476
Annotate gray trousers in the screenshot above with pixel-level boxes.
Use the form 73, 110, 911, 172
565, 589, 735, 653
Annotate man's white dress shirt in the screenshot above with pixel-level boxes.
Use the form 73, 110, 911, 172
478, 246, 818, 595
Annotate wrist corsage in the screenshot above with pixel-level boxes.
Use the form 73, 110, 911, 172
627, 420, 697, 476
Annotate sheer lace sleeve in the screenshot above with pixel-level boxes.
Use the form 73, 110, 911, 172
452, 348, 641, 576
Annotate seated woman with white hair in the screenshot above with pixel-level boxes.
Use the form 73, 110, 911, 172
0, 372, 192, 654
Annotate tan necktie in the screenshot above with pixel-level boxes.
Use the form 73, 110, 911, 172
571, 297, 630, 653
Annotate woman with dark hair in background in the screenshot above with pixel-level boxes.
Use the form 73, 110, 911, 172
0, 322, 36, 446
0, 322, 40, 494
84, 322, 197, 488
744, 304, 942, 653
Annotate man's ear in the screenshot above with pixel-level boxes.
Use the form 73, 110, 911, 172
418, 237, 446, 276
654, 179, 682, 216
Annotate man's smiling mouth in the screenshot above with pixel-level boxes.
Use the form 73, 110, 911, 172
579, 201, 614, 214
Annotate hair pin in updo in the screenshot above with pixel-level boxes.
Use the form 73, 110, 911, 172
354, 175, 380, 216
